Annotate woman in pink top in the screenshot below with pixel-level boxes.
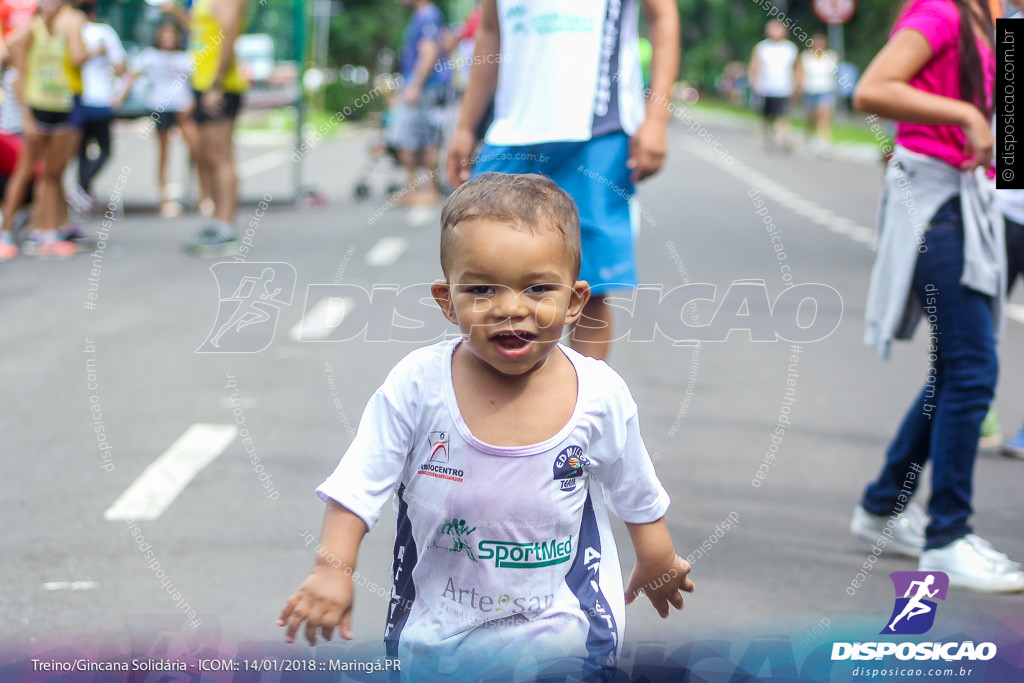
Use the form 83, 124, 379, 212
849, 0, 1024, 593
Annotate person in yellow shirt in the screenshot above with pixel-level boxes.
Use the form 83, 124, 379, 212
0, 0, 87, 260
178, 0, 248, 257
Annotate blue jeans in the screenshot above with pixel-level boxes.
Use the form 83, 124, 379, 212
861, 198, 999, 550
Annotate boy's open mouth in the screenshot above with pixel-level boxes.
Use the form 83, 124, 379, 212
490, 331, 537, 350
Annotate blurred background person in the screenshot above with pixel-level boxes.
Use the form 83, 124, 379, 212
0, 0, 37, 136
851, 0, 1023, 592
0, 0, 86, 260
118, 18, 210, 218
748, 19, 797, 152
795, 33, 838, 156
181, 0, 248, 257
71, 0, 125, 214
993, 189, 1024, 458
386, 0, 450, 206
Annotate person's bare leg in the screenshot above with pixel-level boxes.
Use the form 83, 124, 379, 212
416, 145, 442, 202
570, 295, 614, 361
196, 123, 219, 216
202, 118, 238, 223
39, 135, 67, 232
34, 174, 55, 234
195, 118, 238, 224
397, 148, 419, 187
777, 116, 792, 149
2, 132, 43, 232
394, 148, 429, 204
177, 112, 213, 207
817, 106, 833, 145
56, 128, 80, 227
157, 129, 171, 201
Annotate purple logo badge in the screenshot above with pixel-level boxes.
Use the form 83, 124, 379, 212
881, 571, 949, 635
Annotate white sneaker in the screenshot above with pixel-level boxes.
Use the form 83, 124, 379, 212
850, 504, 926, 557
965, 534, 1022, 570
920, 537, 1024, 593
67, 184, 94, 217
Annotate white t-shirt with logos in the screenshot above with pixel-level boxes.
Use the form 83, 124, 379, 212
135, 47, 195, 113
81, 22, 126, 108
485, 0, 646, 145
754, 39, 798, 97
800, 49, 838, 94
317, 338, 670, 677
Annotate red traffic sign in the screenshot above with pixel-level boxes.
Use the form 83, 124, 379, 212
814, 0, 855, 25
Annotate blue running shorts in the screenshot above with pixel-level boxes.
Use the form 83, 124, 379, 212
472, 133, 637, 294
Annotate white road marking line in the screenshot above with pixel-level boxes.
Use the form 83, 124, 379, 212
289, 297, 352, 341
406, 206, 438, 226
103, 424, 238, 522
828, 223, 856, 236
682, 137, 877, 248
235, 130, 294, 147
237, 150, 293, 179
44, 581, 98, 591
684, 135, 1023, 325
219, 396, 258, 409
365, 237, 409, 267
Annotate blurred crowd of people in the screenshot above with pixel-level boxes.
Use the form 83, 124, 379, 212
0, 0, 249, 261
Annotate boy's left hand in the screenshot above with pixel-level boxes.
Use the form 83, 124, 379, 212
624, 554, 695, 618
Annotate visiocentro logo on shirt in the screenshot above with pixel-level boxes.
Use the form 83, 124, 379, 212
477, 536, 573, 569
831, 571, 996, 663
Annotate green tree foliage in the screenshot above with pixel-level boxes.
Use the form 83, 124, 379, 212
329, 0, 409, 69
311, 0, 899, 94
677, 0, 903, 91
248, 0, 303, 61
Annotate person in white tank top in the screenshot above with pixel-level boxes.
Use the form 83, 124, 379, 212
748, 20, 797, 151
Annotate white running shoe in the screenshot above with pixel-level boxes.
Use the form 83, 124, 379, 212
850, 504, 926, 558
920, 537, 1024, 593
964, 534, 1022, 570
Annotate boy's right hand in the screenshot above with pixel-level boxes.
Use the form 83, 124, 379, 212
278, 566, 355, 645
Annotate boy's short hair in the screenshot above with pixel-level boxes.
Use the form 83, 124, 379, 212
440, 173, 582, 280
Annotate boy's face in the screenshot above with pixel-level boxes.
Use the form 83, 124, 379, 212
432, 218, 589, 377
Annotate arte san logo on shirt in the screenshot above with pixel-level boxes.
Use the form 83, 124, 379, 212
417, 430, 463, 482
477, 536, 573, 569
881, 571, 948, 635
553, 445, 590, 492
441, 575, 554, 616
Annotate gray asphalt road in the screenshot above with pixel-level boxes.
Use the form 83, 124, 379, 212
2, 110, 1023, 675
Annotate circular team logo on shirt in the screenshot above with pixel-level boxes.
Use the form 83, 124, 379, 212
553, 445, 590, 491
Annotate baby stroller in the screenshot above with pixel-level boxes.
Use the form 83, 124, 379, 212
351, 110, 407, 201
351, 87, 458, 202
